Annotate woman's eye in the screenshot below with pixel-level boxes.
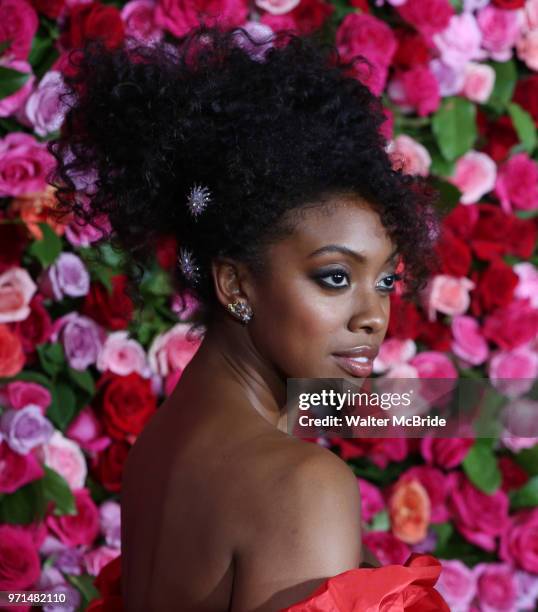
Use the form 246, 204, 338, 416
378, 273, 402, 293
316, 270, 350, 289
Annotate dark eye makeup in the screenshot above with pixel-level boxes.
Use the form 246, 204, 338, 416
312, 268, 402, 292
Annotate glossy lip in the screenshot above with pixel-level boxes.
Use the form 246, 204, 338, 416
331, 346, 379, 378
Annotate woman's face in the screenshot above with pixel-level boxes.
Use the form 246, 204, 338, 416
248, 193, 399, 381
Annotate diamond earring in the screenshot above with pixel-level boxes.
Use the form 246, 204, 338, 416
226, 299, 253, 324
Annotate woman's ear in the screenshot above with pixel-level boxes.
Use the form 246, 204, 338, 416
210, 257, 252, 309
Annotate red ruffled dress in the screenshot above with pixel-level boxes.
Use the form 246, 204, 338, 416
88, 553, 449, 611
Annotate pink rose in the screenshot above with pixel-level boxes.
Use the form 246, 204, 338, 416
0, 267, 37, 323
0, 0, 38, 60
84, 545, 120, 576
449, 151, 497, 204
448, 471, 510, 552
514, 263, 538, 308
477, 5, 525, 61
397, 0, 454, 39
384, 362, 419, 378
65, 212, 110, 247
515, 570, 538, 611
0, 59, 35, 118
6, 381, 51, 412
0, 132, 56, 197
517, 27, 538, 70
47, 488, 100, 547
500, 509, 538, 573
255, 0, 300, 14
400, 465, 449, 523
495, 152, 538, 214
488, 346, 538, 398
97, 331, 147, 377
65, 406, 111, 454
436, 560, 477, 612
483, 298, 538, 350
20, 70, 70, 138
0, 525, 40, 590
99, 500, 121, 548
451, 315, 489, 365
388, 66, 441, 117
462, 62, 495, 103
121, 0, 164, 43
336, 13, 397, 95
357, 478, 385, 522
362, 531, 411, 565
41, 431, 87, 490
148, 322, 202, 378
373, 338, 417, 374
420, 437, 474, 469
501, 398, 538, 449
409, 350, 458, 378
524, 0, 538, 30
0, 440, 44, 493
433, 13, 485, 68
474, 563, 518, 612
154, 0, 249, 38
424, 274, 475, 321
388, 135, 431, 177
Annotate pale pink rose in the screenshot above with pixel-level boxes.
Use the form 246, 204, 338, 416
462, 62, 495, 103
41, 431, 87, 490
451, 315, 489, 366
99, 500, 121, 549
524, 0, 538, 30
517, 28, 538, 72
121, 0, 164, 43
515, 570, 538, 611
387, 135, 431, 177
255, 0, 299, 14
84, 546, 120, 577
0, 59, 35, 118
6, 381, 51, 413
0, 267, 37, 323
0, 0, 38, 60
433, 13, 485, 69
65, 406, 110, 454
502, 432, 538, 452
424, 274, 475, 321
514, 263, 538, 308
429, 58, 466, 96
373, 338, 417, 374
436, 560, 477, 612
409, 351, 458, 406
474, 563, 518, 612
148, 322, 202, 377
97, 331, 147, 377
495, 152, 538, 214
357, 478, 385, 522
384, 362, 419, 378
477, 5, 525, 61
501, 398, 538, 449
0, 132, 56, 197
488, 346, 538, 398
20, 71, 70, 138
449, 151, 497, 204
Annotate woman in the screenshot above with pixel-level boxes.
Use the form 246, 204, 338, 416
49, 24, 448, 611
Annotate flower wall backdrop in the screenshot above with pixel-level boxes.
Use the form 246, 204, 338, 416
0, 0, 537, 610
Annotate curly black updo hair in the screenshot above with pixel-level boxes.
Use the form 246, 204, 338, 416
48, 23, 440, 334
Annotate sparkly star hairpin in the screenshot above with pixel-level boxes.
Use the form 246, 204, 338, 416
177, 246, 201, 285
187, 184, 211, 218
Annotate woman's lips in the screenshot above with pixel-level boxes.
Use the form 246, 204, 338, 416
332, 354, 373, 377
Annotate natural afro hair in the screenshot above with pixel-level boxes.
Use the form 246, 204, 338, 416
48, 23, 441, 332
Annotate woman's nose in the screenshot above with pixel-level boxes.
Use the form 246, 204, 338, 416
347, 293, 388, 335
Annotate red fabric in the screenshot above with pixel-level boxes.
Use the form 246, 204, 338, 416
89, 553, 449, 612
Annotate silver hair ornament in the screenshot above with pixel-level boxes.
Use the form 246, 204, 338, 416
177, 247, 201, 284
187, 184, 211, 218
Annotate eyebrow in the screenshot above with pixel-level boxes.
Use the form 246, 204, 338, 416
308, 244, 399, 264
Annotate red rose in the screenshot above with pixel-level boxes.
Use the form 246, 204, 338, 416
475, 259, 519, 314
95, 441, 130, 492
436, 229, 472, 277
0, 442, 44, 493
46, 488, 100, 547
469, 203, 509, 261
387, 294, 421, 340
335, 437, 408, 469
514, 76, 538, 127
12, 295, 52, 356
30, 0, 66, 19
83, 275, 134, 331
260, 0, 334, 36
60, 1, 124, 50
442, 203, 479, 242
0, 219, 27, 272
0, 525, 40, 590
499, 456, 529, 492
504, 216, 538, 259
88, 555, 123, 612
100, 373, 157, 440
155, 235, 178, 270
483, 298, 538, 350
349, 0, 369, 9
478, 112, 518, 163
396, 0, 454, 38
393, 28, 431, 69
416, 320, 452, 352
493, 0, 525, 7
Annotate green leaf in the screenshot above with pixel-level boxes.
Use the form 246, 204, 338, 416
48, 381, 77, 431
514, 444, 538, 476
67, 367, 96, 396
462, 439, 502, 494
0, 66, 31, 100
508, 102, 537, 154
42, 465, 76, 516
433, 526, 497, 567
0, 480, 47, 524
67, 573, 100, 608
28, 34, 54, 69
510, 476, 538, 509
367, 510, 390, 532
429, 177, 462, 211
28, 223, 62, 267
431, 522, 453, 552
432, 97, 477, 161
487, 60, 517, 112
2, 370, 51, 388
515, 208, 538, 219
37, 343, 66, 377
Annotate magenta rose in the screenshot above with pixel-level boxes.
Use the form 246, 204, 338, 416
121, 0, 164, 43
488, 346, 538, 398
477, 4, 524, 61
0, 132, 55, 197
84, 545, 120, 577
474, 563, 518, 612
495, 152, 538, 214
448, 472, 510, 551
46, 488, 100, 547
66, 406, 111, 453
397, 0, 454, 38
451, 315, 489, 366
421, 437, 474, 469
357, 478, 385, 522
0, 441, 44, 493
0, 525, 40, 590
388, 66, 441, 117
362, 531, 411, 565
436, 559, 477, 612
0, 0, 38, 60
155, 0, 249, 38
500, 508, 538, 573
0, 405, 53, 454
6, 381, 51, 412
483, 298, 538, 350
